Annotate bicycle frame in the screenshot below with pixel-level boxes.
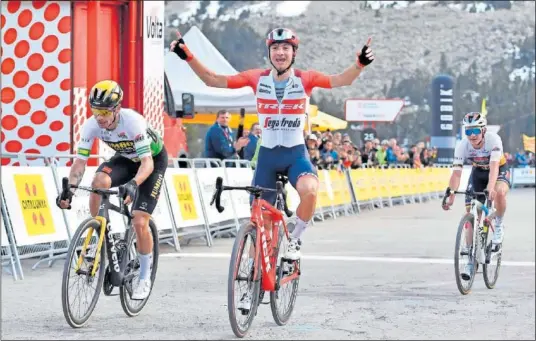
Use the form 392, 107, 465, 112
250, 196, 299, 292
445, 188, 496, 265
66, 179, 132, 287
210, 176, 298, 293
467, 198, 495, 264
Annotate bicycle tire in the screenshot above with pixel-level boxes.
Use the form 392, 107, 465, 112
270, 225, 300, 326
454, 213, 477, 295
483, 239, 502, 289
120, 219, 160, 317
227, 223, 261, 338
61, 218, 106, 328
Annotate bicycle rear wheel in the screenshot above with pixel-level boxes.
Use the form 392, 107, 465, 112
120, 219, 160, 317
454, 213, 477, 295
270, 225, 300, 326
483, 233, 502, 289
61, 218, 106, 328
227, 223, 261, 338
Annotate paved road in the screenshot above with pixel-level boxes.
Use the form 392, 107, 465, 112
2, 189, 535, 340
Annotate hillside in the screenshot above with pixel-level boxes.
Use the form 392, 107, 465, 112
164, 1, 535, 150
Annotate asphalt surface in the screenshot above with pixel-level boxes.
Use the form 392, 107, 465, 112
2, 188, 535, 340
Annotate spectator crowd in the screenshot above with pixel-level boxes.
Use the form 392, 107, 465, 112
203, 110, 440, 171
303, 130, 438, 170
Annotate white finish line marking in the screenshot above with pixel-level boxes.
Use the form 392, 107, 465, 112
161, 252, 535, 267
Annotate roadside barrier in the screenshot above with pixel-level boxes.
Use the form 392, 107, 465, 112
1, 152, 456, 281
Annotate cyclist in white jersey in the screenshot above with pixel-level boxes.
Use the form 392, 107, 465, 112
56, 80, 168, 300
169, 28, 375, 264
442, 112, 510, 279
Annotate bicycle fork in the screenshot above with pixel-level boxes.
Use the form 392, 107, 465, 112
75, 216, 130, 287
472, 209, 492, 265
74, 216, 108, 278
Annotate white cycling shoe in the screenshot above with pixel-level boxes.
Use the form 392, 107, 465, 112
131, 278, 151, 300
284, 238, 302, 260
461, 263, 474, 281
237, 292, 252, 310
492, 223, 504, 245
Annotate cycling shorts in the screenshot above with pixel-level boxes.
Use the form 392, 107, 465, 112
252, 144, 317, 205
96, 147, 168, 214
465, 164, 510, 206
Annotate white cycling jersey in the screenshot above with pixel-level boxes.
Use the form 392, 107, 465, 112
453, 131, 506, 170
76, 108, 163, 162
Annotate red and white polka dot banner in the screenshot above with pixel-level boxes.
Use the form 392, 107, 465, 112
1, 0, 72, 166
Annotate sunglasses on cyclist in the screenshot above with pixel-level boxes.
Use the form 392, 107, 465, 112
91, 107, 116, 117
465, 127, 482, 136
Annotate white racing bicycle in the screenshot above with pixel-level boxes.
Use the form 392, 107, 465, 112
443, 187, 502, 295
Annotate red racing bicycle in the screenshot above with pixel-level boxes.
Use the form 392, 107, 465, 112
210, 175, 300, 338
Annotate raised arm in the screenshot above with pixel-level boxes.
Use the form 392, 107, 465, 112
330, 37, 375, 88
170, 32, 258, 90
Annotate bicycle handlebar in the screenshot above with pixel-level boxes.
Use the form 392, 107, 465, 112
210, 176, 293, 218
442, 187, 492, 209
61, 177, 133, 219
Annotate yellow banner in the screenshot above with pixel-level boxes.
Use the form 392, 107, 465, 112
13, 174, 55, 236
327, 170, 352, 206
346, 167, 450, 202
172, 174, 198, 220
316, 171, 332, 209
523, 134, 535, 153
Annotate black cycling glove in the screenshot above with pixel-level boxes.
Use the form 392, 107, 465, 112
122, 180, 138, 202
357, 44, 374, 68
172, 38, 194, 61
56, 190, 74, 209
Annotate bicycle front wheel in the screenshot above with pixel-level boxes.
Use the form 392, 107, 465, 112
227, 223, 261, 338
454, 213, 477, 295
120, 219, 160, 317
61, 218, 106, 328
270, 225, 300, 326
483, 235, 502, 289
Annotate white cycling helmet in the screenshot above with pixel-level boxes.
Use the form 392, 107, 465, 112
462, 112, 487, 127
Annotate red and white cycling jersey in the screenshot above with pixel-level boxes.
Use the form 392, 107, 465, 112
226, 68, 332, 149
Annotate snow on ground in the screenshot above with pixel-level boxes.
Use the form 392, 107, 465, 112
276, 1, 311, 17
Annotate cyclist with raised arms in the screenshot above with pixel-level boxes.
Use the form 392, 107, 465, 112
443, 112, 510, 279
169, 28, 374, 261
56, 80, 168, 300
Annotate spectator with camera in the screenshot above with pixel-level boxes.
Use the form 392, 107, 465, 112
204, 110, 249, 161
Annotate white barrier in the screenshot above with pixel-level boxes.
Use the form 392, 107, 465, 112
164, 168, 206, 228
511, 167, 536, 187
224, 167, 254, 219
1, 216, 8, 247
55, 167, 128, 234
1, 166, 69, 246
1, 153, 455, 281
196, 167, 236, 225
